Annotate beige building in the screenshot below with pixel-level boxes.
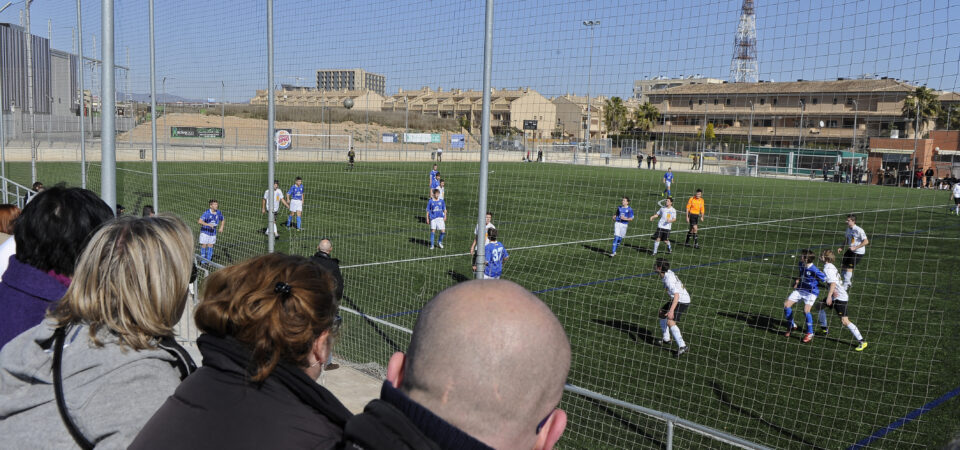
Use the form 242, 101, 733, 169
633, 76, 724, 104
316, 69, 385, 95
647, 78, 925, 149
551, 94, 608, 140
250, 88, 384, 111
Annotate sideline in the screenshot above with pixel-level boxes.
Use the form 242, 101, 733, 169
847, 385, 960, 450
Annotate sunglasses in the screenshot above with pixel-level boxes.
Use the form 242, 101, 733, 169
536, 408, 556, 434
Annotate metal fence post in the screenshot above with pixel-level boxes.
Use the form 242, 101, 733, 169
266, 0, 276, 253
474, 0, 493, 279
667, 420, 674, 450
100, 0, 116, 212
148, 0, 158, 210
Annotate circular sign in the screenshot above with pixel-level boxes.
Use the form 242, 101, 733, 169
275, 129, 292, 150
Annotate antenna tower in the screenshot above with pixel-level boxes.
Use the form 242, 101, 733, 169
730, 0, 758, 83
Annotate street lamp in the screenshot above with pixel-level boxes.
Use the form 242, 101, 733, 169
582, 20, 599, 165
797, 99, 805, 148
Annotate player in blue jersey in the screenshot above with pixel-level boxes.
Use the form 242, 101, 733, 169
783, 249, 826, 343
285, 176, 304, 231
473, 228, 508, 279
426, 188, 447, 249
429, 164, 439, 195
662, 168, 674, 197
197, 199, 225, 263
610, 196, 634, 257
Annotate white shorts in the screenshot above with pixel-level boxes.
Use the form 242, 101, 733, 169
787, 290, 817, 306
290, 199, 303, 212
614, 222, 628, 238
199, 233, 217, 245
430, 217, 446, 231
483, 273, 500, 279
665, 181, 672, 189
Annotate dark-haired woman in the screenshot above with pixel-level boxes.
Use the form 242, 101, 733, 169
131, 253, 351, 449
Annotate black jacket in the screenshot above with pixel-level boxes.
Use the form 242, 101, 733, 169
312, 251, 344, 300
342, 381, 493, 450
130, 334, 352, 450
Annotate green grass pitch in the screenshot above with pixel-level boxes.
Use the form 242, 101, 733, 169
8, 159, 959, 449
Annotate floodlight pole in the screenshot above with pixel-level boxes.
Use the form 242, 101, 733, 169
266, 0, 276, 252
100, 0, 116, 214
148, 0, 158, 210
76, 0, 86, 188
583, 20, 599, 165
474, 0, 494, 279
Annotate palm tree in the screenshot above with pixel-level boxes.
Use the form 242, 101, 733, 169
603, 97, 628, 135
631, 102, 660, 133
902, 86, 942, 137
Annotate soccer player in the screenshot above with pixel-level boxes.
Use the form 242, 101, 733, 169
438, 179, 446, 200
470, 212, 495, 256
952, 182, 960, 215
816, 250, 868, 351
473, 228, 509, 279
610, 196, 634, 257
685, 189, 704, 249
655, 258, 690, 356
262, 180, 290, 237
783, 249, 826, 343
426, 188, 447, 249
649, 197, 676, 255
347, 146, 356, 170
429, 164, 439, 195
285, 176, 305, 231
662, 167, 674, 197
837, 214, 868, 290
198, 199, 225, 263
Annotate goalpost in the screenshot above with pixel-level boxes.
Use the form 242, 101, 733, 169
275, 133, 353, 162
536, 143, 578, 163
699, 152, 759, 176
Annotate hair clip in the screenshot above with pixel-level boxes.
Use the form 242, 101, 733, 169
274, 282, 292, 297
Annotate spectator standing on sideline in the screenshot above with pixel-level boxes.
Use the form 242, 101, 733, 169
436, 147, 443, 162
537, 149, 543, 162
24, 181, 44, 205
132, 253, 351, 449
0, 215, 197, 448
823, 163, 830, 182
142, 205, 156, 217
341, 280, 571, 450
312, 238, 343, 371
925, 167, 934, 189
691, 153, 699, 170
637, 152, 643, 169
652, 155, 658, 170
646, 154, 652, 169
0, 186, 114, 347
348, 146, 356, 170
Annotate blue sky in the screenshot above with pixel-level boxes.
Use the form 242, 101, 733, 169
5, 0, 958, 102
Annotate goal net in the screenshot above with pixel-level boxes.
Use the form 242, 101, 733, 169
699, 151, 758, 176
276, 134, 354, 162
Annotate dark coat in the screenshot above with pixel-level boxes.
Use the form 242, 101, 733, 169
0, 255, 69, 348
342, 381, 493, 450
312, 251, 343, 300
130, 334, 352, 450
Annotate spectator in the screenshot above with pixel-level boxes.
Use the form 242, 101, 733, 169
0, 215, 197, 448
637, 152, 642, 169
132, 253, 351, 449
537, 149, 543, 162
651, 154, 657, 170
823, 163, 830, 182
914, 168, 924, 188
341, 279, 571, 450
143, 204, 156, 217
0, 186, 114, 347
925, 167, 934, 189
0, 204, 20, 241
646, 153, 652, 169
23, 181, 44, 205
117, 204, 126, 215
312, 239, 343, 301
865, 167, 873, 185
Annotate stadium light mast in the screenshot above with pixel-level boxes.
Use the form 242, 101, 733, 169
730, 0, 758, 83
582, 20, 599, 165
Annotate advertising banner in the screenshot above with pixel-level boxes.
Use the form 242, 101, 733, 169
382, 133, 398, 143
275, 129, 293, 150
450, 134, 465, 148
170, 126, 224, 138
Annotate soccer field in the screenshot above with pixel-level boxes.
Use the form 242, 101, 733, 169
8, 160, 960, 449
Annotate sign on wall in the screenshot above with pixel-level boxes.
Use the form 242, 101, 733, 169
275, 129, 293, 150
404, 133, 442, 144
450, 134, 465, 148
170, 126, 224, 138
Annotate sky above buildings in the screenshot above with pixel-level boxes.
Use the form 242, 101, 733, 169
6, 0, 958, 102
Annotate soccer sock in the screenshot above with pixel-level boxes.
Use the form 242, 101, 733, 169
685, 231, 691, 243
438, 232, 445, 244
784, 307, 793, 327
612, 236, 620, 253
666, 241, 672, 251
286, 215, 291, 226
430, 231, 435, 246
669, 325, 686, 348
653, 241, 660, 254
805, 312, 814, 334
846, 322, 864, 341
842, 270, 853, 285
208, 247, 215, 261
296, 216, 301, 229
659, 318, 669, 340
693, 233, 699, 245
818, 309, 828, 328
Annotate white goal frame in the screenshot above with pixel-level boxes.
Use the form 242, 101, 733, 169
276, 134, 353, 161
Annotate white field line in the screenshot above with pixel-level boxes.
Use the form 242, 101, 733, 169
341, 203, 951, 270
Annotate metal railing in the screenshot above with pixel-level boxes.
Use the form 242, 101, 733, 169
1, 177, 37, 208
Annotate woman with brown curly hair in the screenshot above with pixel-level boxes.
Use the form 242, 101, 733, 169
0, 204, 20, 239
132, 253, 351, 449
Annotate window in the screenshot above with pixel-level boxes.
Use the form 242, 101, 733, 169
772, 98, 778, 105
760, 98, 766, 105
689, 100, 693, 106
698, 99, 703, 105
833, 98, 838, 105
714, 99, 719, 105
846, 98, 854, 105
812, 98, 818, 105
726, 98, 731, 105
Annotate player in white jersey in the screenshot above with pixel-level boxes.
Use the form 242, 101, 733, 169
655, 258, 690, 356
649, 197, 676, 255
470, 212, 495, 254
438, 179, 446, 200
837, 214, 869, 290
262, 180, 290, 237
816, 250, 868, 351
952, 182, 960, 215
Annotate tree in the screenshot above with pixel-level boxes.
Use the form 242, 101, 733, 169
631, 102, 660, 133
705, 122, 716, 140
603, 97, 628, 135
937, 104, 960, 131
902, 86, 942, 137
457, 115, 471, 132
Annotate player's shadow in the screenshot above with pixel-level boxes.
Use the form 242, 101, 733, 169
447, 270, 470, 283
592, 319, 659, 346
582, 245, 609, 255
717, 311, 786, 334
620, 242, 650, 254
415, 215, 427, 224
709, 379, 825, 449
418, 196, 430, 201
408, 237, 431, 247
581, 396, 665, 448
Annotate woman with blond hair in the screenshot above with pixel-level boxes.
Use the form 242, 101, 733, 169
0, 215, 197, 448
132, 253, 351, 449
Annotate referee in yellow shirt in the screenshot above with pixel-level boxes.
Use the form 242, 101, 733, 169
685, 189, 705, 249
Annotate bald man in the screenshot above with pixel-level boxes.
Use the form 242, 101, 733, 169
342, 280, 571, 450
311, 239, 343, 301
